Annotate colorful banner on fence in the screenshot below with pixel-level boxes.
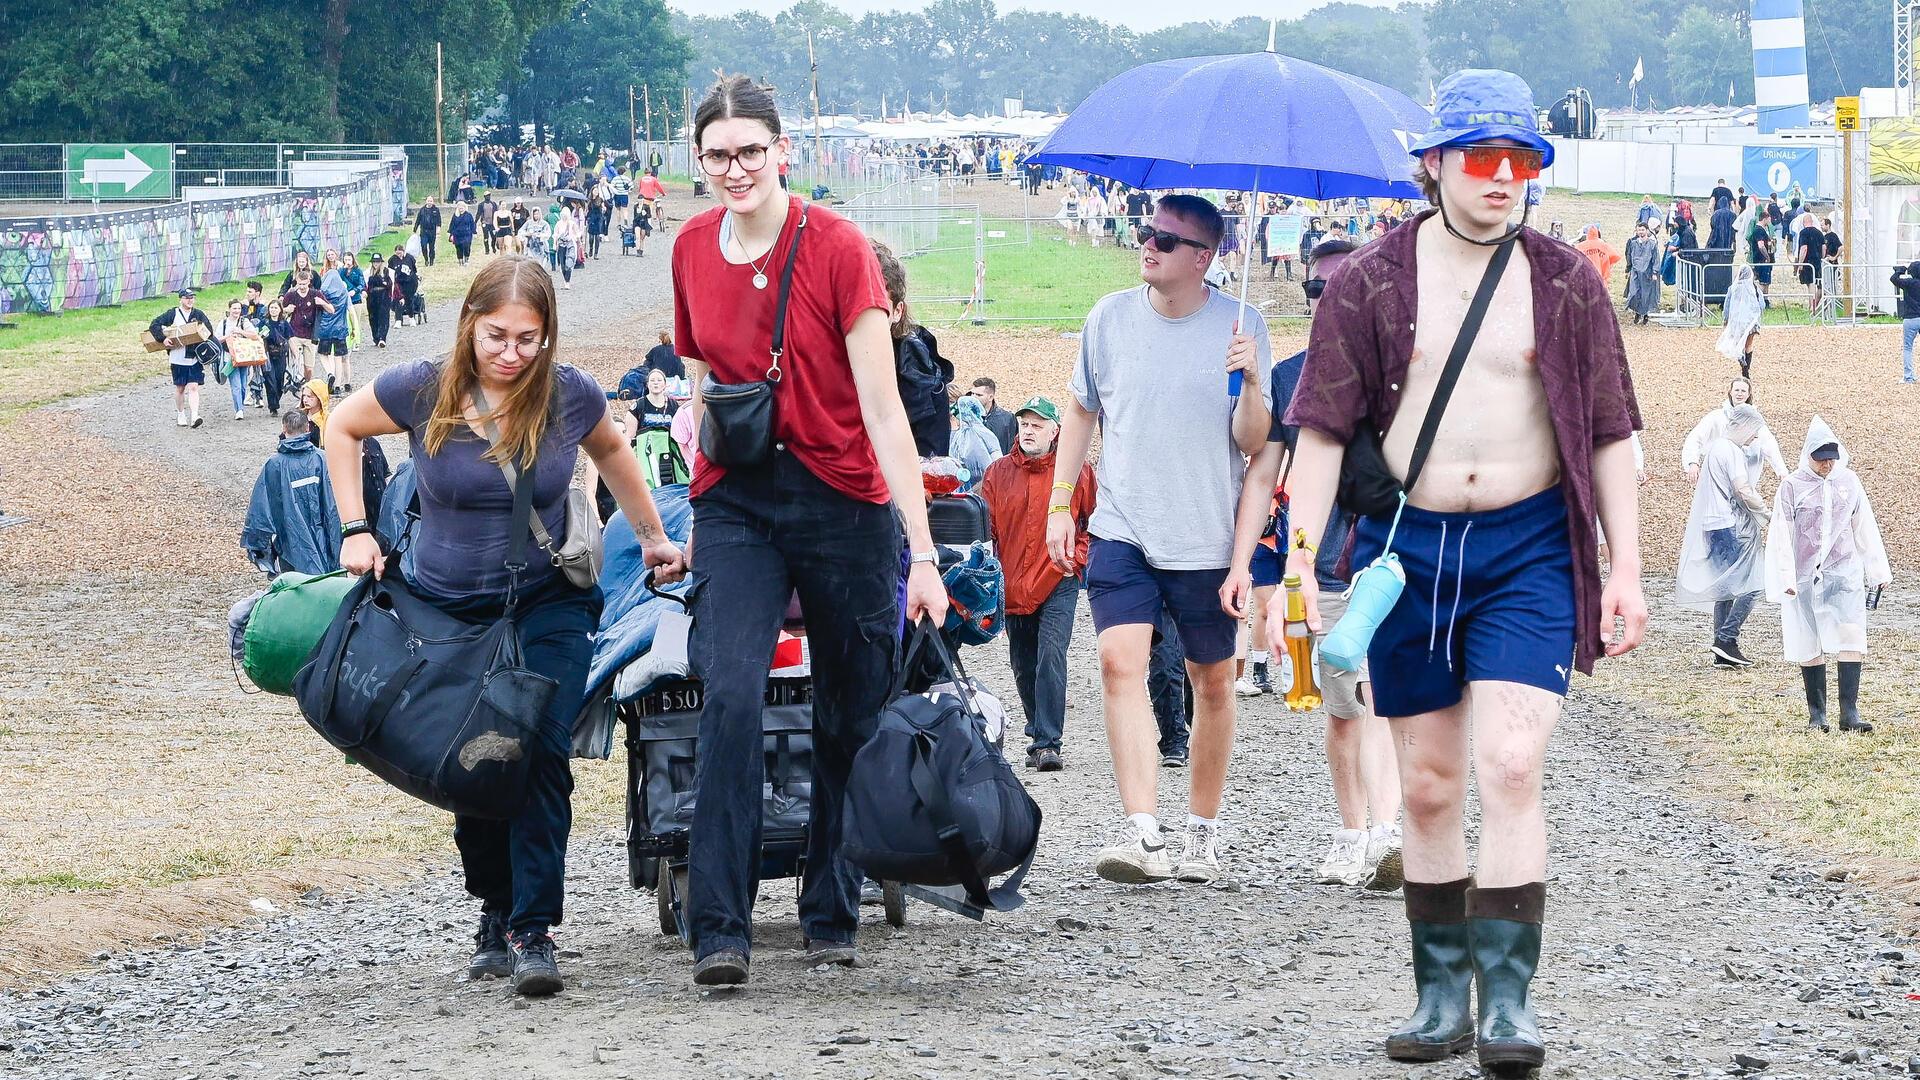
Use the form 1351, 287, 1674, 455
0, 166, 394, 315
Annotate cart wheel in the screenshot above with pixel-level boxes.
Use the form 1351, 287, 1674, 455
883, 881, 907, 928
656, 862, 689, 937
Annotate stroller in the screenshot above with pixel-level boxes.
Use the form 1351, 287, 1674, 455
620, 226, 637, 256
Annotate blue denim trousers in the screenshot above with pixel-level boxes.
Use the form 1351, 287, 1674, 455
1007, 577, 1078, 751
427, 572, 603, 937
1148, 603, 1192, 757
1903, 317, 1920, 382
686, 453, 902, 961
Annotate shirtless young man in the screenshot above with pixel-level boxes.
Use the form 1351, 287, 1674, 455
1281, 70, 1647, 1074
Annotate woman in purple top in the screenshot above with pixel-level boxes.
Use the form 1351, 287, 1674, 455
325, 257, 686, 998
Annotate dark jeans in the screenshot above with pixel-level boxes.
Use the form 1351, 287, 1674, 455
1705, 525, 1759, 643
1007, 577, 1078, 751
1148, 603, 1191, 758
687, 453, 903, 960
262, 352, 287, 414
423, 573, 603, 937
420, 233, 437, 265
453, 238, 472, 261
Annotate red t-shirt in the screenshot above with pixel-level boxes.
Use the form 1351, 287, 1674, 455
673, 197, 892, 503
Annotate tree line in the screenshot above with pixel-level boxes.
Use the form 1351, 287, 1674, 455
0, 0, 1892, 148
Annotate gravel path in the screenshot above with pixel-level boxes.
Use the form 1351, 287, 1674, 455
4, 607, 1917, 1080
5, 210, 1919, 1079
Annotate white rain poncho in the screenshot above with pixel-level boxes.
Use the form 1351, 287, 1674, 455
1716, 264, 1764, 362
1675, 405, 1769, 610
1682, 398, 1789, 479
1764, 417, 1892, 662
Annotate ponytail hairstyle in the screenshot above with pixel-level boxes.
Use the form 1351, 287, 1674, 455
693, 74, 783, 147
423, 256, 560, 466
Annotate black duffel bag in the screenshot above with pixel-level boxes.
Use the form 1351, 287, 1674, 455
842, 620, 1040, 912
292, 462, 556, 819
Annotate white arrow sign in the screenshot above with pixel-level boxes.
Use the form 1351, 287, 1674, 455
81, 150, 154, 191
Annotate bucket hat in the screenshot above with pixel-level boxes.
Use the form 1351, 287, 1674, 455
1408, 69, 1553, 167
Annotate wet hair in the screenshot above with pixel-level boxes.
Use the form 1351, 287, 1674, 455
694, 75, 782, 148
282, 409, 309, 436
1155, 193, 1225, 249
869, 239, 915, 340
1308, 237, 1359, 269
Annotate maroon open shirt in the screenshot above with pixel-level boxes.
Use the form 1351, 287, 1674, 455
1284, 211, 1642, 676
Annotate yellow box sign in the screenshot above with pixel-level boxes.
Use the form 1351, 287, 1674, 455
1836, 96, 1860, 131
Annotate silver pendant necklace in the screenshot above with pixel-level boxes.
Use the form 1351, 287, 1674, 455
726, 211, 774, 289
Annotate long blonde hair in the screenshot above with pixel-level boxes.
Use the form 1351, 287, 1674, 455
423, 256, 560, 465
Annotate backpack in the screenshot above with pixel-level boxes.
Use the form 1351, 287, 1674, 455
941, 542, 1003, 646
636, 427, 690, 489
897, 327, 954, 458
842, 622, 1040, 912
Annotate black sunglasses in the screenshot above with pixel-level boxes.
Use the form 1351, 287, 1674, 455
1135, 225, 1210, 253
1304, 278, 1328, 300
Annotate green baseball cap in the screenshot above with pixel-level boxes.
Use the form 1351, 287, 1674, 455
1014, 395, 1059, 423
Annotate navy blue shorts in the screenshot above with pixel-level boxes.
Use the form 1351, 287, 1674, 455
1250, 543, 1283, 588
1350, 486, 1575, 718
1085, 537, 1236, 664
317, 338, 347, 356
171, 362, 204, 387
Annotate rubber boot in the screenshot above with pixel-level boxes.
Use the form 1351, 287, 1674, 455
1739, 352, 1752, 379
1468, 883, 1546, 1075
1837, 661, 1871, 733
1385, 877, 1475, 1062
1802, 664, 1828, 732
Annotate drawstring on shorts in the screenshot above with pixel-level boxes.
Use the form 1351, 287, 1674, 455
1425, 518, 1475, 672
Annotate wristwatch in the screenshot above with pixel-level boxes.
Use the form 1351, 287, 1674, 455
908, 549, 940, 567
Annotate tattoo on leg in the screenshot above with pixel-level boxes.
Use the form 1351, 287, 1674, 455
1496, 748, 1533, 791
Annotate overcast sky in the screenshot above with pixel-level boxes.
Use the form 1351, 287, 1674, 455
671, 0, 1395, 33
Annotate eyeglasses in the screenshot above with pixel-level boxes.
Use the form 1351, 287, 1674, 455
1455, 143, 1545, 181
479, 332, 545, 356
1135, 225, 1211, 253
698, 144, 771, 177
1303, 278, 1328, 301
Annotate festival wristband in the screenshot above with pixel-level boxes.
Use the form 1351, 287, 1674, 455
1291, 529, 1317, 556
1048, 504, 1072, 515
1051, 481, 1076, 493
340, 518, 368, 537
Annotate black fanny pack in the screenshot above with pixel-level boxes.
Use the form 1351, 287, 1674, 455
1335, 236, 1516, 518
699, 203, 809, 468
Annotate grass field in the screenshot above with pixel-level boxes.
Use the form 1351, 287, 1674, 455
0, 226, 480, 424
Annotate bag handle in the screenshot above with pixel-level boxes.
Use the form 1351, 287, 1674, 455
892, 617, 979, 713
470, 383, 557, 568
906, 730, 1035, 913
765, 202, 810, 382
1401, 236, 1516, 499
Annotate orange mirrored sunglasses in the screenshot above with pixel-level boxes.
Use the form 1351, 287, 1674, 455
1456, 143, 1545, 180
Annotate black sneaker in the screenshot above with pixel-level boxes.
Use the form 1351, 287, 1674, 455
804, 938, 858, 967
1712, 641, 1753, 667
692, 948, 748, 986
468, 912, 513, 980
1035, 748, 1064, 772
508, 931, 563, 996
1160, 751, 1188, 769
1251, 661, 1274, 695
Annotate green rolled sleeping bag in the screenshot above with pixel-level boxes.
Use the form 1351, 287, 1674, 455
243, 570, 357, 696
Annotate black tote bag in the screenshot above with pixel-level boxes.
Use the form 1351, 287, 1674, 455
292, 455, 557, 819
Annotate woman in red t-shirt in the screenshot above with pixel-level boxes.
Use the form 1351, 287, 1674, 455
671, 75, 947, 987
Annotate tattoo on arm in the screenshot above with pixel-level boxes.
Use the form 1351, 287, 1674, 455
637, 521, 660, 542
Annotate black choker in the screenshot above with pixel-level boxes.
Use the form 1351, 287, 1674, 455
1438, 198, 1527, 247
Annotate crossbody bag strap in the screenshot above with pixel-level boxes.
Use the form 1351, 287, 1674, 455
1401, 236, 1517, 498
469, 383, 557, 553
765, 202, 810, 382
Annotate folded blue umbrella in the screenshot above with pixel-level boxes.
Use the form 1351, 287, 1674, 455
1029, 50, 1432, 199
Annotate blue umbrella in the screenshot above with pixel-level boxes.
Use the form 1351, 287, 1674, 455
1028, 48, 1432, 199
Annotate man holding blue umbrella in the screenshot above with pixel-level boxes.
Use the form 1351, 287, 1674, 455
1045, 194, 1271, 889
1280, 70, 1647, 1074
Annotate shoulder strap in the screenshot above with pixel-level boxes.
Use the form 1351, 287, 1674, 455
1402, 236, 1516, 497
767, 202, 810, 382
469, 383, 558, 555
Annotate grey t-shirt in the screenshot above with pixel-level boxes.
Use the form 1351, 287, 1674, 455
1071, 284, 1272, 570
373, 359, 607, 599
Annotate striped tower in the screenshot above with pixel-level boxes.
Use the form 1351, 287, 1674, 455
1751, 0, 1811, 132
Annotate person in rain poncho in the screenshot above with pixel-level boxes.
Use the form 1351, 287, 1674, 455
1681, 375, 1789, 484
1717, 264, 1764, 379
1624, 222, 1661, 324
1765, 417, 1891, 733
1575, 224, 1620, 285
1675, 403, 1770, 668
948, 394, 1002, 491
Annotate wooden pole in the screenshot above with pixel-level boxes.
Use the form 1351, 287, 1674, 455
808, 30, 824, 189
629, 85, 637, 161
643, 84, 654, 167
435, 42, 446, 201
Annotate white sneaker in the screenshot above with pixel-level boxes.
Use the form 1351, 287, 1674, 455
1175, 821, 1222, 884
1094, 821, 1173, 884
1315, 829, 1369, 886
1234, 675, 1262, 697
176, 410, 188, 427
1363, 823, 1405, 892
234, 410, 245, 420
